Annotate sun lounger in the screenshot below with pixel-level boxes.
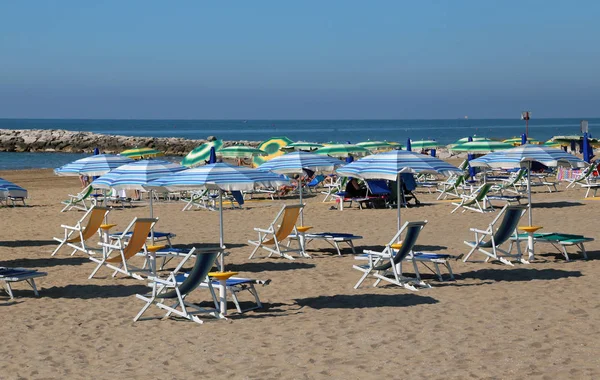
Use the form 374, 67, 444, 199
566, 163, 598, 188
451, 183, 494, 213
437, 174, 467, 200
199, 277, 269, 314
463, 204, 527, 266
288, 232, 363, 255
90, 217, 158, 280
353, 221, 429, 290
134, 248, 222, 323
491, 169, 527, 195
512, 232, 594, 261
52, 206, 110, 256
61, 185, 94, 212
0, 267, 47, 299
248, 204, 308, 260
581, 183, 600, 198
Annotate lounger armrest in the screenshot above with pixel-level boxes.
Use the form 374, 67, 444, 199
61, 224, 80, 230
254, 228, 273, 234
469, 228, 490, 234
362, 249, 391, 258
98, 242, 121, 250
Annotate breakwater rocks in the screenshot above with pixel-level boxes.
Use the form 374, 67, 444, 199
0, 129, 260, 155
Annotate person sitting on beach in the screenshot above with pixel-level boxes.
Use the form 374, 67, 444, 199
79, 175, 90, 188
344, 177, 366, 198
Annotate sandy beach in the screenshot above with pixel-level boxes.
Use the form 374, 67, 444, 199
1, 167, 599, 379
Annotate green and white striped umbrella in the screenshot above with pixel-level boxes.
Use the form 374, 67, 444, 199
314, 144, 370, 157
286, 141, 324, 151
454, 136, 490, 144
503, 137, 539, 145
217, 145, 266, 158
544, 140, 563, 147
450, 140, 513, 153
120, 147, 163, 159
409, 140, 442, 150
356, 141, 395, 150
181, 140, 224, 167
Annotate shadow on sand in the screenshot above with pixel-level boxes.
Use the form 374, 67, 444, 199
457, 268, 582, 282
1, 257, 88, 268
226, 261, 316, 273
41, 284, 149, 299
0, 240, 57, 248
294, 293, 438, 309
532, 201, 584, 209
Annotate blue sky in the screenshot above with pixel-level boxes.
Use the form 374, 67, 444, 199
1, 1, 599, 119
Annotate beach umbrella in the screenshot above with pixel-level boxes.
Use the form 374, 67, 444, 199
286, 141, 324, 151
409, 140, 442, 150
217, 145, 267, 158
470, 145, 585, 227
252, 136, 293, 168
258, 151, 343, 225
0, 178, 27, 199
449, 140, 513, 153
54, 154, 134, 176
503, 137, 539, 146
314, 144, 370, 158
356, 141, 394, 151
454, 136, 490, 144
120, 147, 163, 159
148, 163, 289, 270
336, 150, 462, 232
406, 138, 412, 152
543, 140, 562, 147
181, 140, 224, 167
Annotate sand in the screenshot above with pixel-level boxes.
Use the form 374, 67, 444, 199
1, 168, 600, 380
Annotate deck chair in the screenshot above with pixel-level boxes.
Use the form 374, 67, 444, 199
437, 174, 466, 200
306, 175, 326, 193
181, 189, 209, 211
321, 176, 344, 202
451, 183, 494, 213
248, 204, 308, 260
134, 248, 222, 323
491, 169, 527, 195
0, 267, 47, 299
61, 185, 94, 212
353, 221, 429, 290
52, 206, 110, 256
463, 204, 527, 266
89, 217, 157, 280
566, 163, 597, 188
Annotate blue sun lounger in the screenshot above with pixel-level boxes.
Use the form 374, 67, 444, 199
0, 267, 47, 299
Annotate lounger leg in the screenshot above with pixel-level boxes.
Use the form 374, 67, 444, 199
354, 269, 372, 289
333, 241, 341, 256
27, 279, 40, 296
562, 246, 570, 261
3, 282, 14, 299
51, 239, 66, 256
248, 242, 261, 259
348, 241, 356, 254
134, 294, 155, 321
580, 243, 588, 260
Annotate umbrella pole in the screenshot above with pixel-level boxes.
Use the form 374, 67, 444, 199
219, 189, 225, 271
527, 162, 533, 226
299, 176, 304, 226
396, 174, 401, 237
150, 189, 155, 244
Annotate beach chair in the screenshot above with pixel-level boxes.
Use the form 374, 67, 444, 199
436, 174, 466, 200
511, 232, 594, 261
61, 185, 94, 212
491, 169, 527, 195
566, 163, 597, 188
52, 206, 110, 256
248, 204, 308, 260
463, 204, 527, 266
89, 217, 157, 280
353, 221, 429, 290
451, 183, 494, 213
0, 267, 47, 299
134, 248, 222, 324
321, 176, 344, 202
306, 175, 326, 193
106, 189, 132, 209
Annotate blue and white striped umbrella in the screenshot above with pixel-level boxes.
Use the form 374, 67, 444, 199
92, 160, 186, 191
0, 178, 27, 199
336, 150, 462, 232
54, 154, 134, 177
258, 151, 343, 225
147, 163, 289, 270
470, 145, 586, 231
337, 150, 462, 181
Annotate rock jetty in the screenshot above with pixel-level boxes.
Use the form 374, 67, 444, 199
0, 129, 260, 156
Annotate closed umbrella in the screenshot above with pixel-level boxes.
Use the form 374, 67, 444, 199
337, 150, 461, 233
181, 140, 224, 167
148, 163, 289, 270
258, 151, 343, 225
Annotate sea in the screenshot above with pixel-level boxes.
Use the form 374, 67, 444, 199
0, 118, 597, 170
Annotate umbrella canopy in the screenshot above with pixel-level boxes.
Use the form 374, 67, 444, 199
217, 145, 267, 158
92, 160, 186, 191
314, 144, 370, 157
454, 136, 490, 144
148, 163, 289, 270
503, 137, 539, 145
449, 140, 513, 153
356, 141, 395, 151
54, 154, 134, 177
120, 147, 163, 159
409, 140, 442, 150
544, 140, 563, 147
286, 141, 324, 151
0, 178, 27, 199
252, 136, 293, 168
181, 140, 224, 167
470, 145, 586, 227
258, 151, 343, 225
337, 150, 462, 232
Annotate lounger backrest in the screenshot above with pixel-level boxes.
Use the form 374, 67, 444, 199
78, 185, 93, 200
374, 221, 426, 271
480, 206, 525, 248
160, 251, 219, 299
453, 174, 465, 189
474, 183, 492, 201
308, 175, 326, 187
106, 218, 156, 263
262, 204, 302, 245
367, 180, 391, 195
67, 206, 109, 243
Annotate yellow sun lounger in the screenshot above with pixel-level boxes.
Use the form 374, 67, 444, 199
52, 206, 110, 256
